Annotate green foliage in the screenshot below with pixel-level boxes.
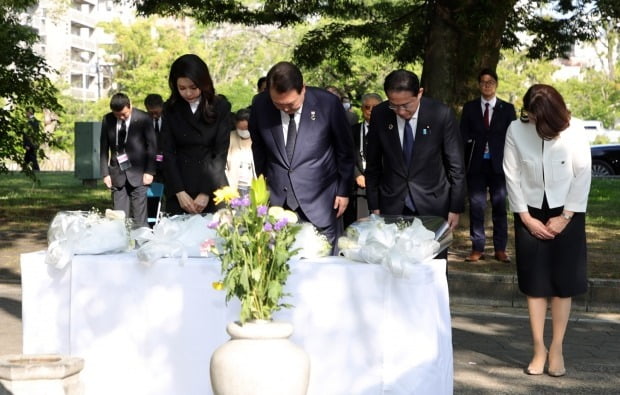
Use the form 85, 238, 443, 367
207, 176, 301, 323
0, 0, 62, 177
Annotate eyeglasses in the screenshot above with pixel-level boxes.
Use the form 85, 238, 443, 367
388, 100, 415, 111
479, 80, 497, 87
363, 105, 375, 110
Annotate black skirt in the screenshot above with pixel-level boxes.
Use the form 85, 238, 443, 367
514, 198, 587, 298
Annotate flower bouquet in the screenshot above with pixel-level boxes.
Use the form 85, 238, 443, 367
202, 175, 301, 324
45, 209, 130, 269
338, 214, 452, 276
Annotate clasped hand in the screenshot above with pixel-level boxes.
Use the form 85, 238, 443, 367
527, 216, 569, 240
177, 191, 209, 214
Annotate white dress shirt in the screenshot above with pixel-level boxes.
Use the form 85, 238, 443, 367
503, 118, 591, 213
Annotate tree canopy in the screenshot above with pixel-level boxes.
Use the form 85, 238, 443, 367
0, 0, 62, 175
133, 0, 620, 108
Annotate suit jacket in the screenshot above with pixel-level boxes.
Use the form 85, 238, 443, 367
161, 97, 231, 205
99, 108, 157, 188
460, 97, 516, 174
365, 97, 466, 217
249, 87, 354, 228
503, 119, 591, 213
351, 121, 367, 179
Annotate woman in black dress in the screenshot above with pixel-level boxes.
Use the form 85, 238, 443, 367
161, 54, 231, 214
503, 84, 591, 377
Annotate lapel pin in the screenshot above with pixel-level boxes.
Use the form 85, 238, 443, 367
388, 124, 393, 130
310, 111, 316, 121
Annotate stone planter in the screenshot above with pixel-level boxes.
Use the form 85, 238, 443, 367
0, 354, 84, 395
210, 321, 310, 395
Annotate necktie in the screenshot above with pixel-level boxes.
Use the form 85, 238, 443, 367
154, 119, 160, 134
118, 120, 127, 152
286, 113, 297, 161
403, 120, 414, 166
402, 120, 416, 212
483, 103, 490, 129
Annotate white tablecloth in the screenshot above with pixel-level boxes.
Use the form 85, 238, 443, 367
21, 251, 453, 395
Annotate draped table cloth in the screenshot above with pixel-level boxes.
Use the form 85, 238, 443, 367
21, 251, 453, 395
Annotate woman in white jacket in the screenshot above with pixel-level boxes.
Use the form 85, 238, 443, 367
503, 84, 591, 377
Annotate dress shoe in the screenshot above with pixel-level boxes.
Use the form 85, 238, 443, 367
465, 251, 484, 262
494, 250, 511, 263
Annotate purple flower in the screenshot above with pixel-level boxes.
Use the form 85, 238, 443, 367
240, 196, 251, 207
208, 221, 220, 229
274, 217, 289, 231
263, 222, 273, 232
257, 205, 268, 216
230, 197, 243, 208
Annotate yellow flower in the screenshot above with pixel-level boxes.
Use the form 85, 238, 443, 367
212, 281, 224, 290
213, 186, 239, 206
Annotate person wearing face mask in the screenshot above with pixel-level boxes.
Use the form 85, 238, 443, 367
225, 108, 255, 193
161, 54, 231, 215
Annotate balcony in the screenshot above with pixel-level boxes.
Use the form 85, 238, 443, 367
70, 36, 97, 52
68, 8, 96, 28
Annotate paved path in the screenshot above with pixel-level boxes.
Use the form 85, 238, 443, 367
2, 283, 619, 393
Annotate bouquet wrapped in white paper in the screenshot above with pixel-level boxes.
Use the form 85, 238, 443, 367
45, 209, 130, 269
337, 214, 452, 277
132, 214, 217, 265
289, 222, 332, 260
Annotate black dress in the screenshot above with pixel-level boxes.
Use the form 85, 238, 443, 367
514, 197, 587, 297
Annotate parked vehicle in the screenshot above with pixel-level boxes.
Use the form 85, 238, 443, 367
591, 144, 620, 176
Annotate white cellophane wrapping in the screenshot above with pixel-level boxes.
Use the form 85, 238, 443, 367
45, 209, 130, 269
337, 215, 452, 277
132, 214, 217, 265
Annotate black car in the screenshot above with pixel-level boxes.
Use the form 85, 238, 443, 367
591, 144, 620, 176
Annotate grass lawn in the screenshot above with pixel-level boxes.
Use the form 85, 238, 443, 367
1, 171, 619, 281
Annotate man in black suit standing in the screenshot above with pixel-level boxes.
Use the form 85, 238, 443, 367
365, 69, 466, 258
460, 69, 516, 263
344, 92, 382, 228
249, 61, 354, 252
100, 93, 157, 227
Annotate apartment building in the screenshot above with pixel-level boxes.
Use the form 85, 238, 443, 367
23, 0, 135, 102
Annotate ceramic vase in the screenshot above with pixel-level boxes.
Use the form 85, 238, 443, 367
210, 320, 310, 395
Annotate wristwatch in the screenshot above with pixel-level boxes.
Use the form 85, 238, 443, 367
560, 212, 573, 220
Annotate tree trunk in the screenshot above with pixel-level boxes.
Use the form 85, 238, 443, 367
421, 0, 517, 112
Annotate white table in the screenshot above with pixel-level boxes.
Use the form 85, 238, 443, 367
21, 251, 453, 395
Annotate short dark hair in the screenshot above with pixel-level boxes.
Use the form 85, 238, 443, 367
383, 70, 420, 96
478, 68, 498, 83
144, 93, 164, 109
522, 84, 570, 140
257, 76, 267, 91
266, 61, 304, 94
235, 108, 251, 123
110, 93, 131, 112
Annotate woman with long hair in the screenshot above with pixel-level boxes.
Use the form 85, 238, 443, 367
161, 54, 231, 214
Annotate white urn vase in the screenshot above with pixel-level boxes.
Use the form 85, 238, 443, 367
210, 320, 310, 395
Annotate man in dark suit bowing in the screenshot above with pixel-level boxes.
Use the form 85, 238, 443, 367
249, 61, 354, 253
100, 93, 157, 227
365, 69, 466, 258
460, 69, 516, 263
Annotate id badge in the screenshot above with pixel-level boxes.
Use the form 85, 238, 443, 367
117, 153, 132, 171
156, 154, 164, 162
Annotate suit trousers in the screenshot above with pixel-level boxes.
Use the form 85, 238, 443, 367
111, 181, 148, 228
467, 160, 508, 252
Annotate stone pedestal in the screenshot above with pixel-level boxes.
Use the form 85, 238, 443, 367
0, 354, 84, 395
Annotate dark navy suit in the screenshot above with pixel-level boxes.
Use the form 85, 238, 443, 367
366, 98, 466, 218
460, 97, 516, 253
249, 87, 354, 249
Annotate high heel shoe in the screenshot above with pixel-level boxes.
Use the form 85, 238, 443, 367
547, 368, 566, 377
548, 347, 566, 377
524, 350, 548, 376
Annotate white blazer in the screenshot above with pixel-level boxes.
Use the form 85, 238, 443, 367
503, 118, 591, 213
